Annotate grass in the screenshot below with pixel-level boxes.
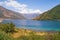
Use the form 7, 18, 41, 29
0, 23, 60, 40
0, 28, 60, 40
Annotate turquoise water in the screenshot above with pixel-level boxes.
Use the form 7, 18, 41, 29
2, 20, 60, 31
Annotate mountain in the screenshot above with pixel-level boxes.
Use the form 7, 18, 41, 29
23, 14, 40, 19
0, 6, 26, 20
33, 5, 60, 20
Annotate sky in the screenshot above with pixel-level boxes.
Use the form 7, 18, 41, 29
0, 0, 60, 14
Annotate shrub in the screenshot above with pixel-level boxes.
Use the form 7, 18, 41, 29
0, 31, 14, 40
0, 22, 15, 33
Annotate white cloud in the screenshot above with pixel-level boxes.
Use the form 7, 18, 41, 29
0, 0, 42, 14
0, 2, 3, 5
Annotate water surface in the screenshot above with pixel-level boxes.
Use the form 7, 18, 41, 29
2, 20, 60, 31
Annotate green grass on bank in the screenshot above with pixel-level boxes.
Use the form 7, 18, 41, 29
0, 23, 60, 40
0, 31, 60, 40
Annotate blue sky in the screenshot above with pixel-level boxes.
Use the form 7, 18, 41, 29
18, 0, 60, 11
0, 0, 60, 14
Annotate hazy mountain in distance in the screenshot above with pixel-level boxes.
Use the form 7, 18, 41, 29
0, 6, 26, 20
33, 4, 60, 20
23, 14, 40, 19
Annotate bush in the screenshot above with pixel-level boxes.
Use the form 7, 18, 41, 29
0, 31, 14, 40
0, 22, 15, 33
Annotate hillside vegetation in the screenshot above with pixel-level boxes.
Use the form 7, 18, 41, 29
33, 5, 60, 20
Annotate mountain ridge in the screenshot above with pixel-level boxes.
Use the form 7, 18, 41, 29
23, 14, 40, 19
0, 6, 26, 20
33, 4, 60, 20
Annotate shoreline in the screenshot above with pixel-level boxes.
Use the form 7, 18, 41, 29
11, 28, 60, 38
16, 28, 60, 32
